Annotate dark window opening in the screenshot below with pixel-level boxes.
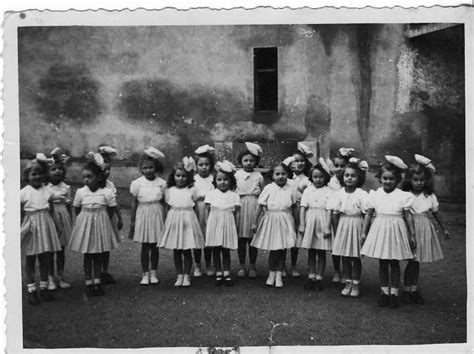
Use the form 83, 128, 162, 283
254, 47, 278, 112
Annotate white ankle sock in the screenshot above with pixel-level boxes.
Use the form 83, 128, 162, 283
308, 273, 316, 279
381, 286, 389, 295
93, 278, 101, 284
390, 287, 399, 295
410, 285, 418, 292
39, 281, 48, 289
85, 279, 93, 286
353, 280, 360, 285
223, 271, 230, 277
315, 275, 323, 280
27, 283, 36, 292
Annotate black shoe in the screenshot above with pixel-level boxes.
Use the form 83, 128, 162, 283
94, 284, 105, 296
400, 291, 412, 304
377, 293, 390, 307
304, 279, 316, 291
27, 290, 40, 305
315, 279, 324, 291
85, 284, 95, 297
389, 294, 400, 309
39, 288, 55, 302
101, 272, 116, 285
410, 291, 425, 305
215, 276, 224, 286
224, 276, 234, 287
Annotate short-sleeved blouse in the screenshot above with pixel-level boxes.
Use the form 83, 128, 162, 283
105, 180, 117, 197
258, 182, 297, 210
130, 176, 166, 203
330, 188, 368, 215
165, 186, 199, 208
194, 175, 214, 199
367, 188, 413, 215
47, 181, 71, 204
300, 185, 332, 210
410, 193, 439, 214
21, 185, 54, 211
235, 169, 264, 196
73, 186, 117, 208
204, 189, 241, 211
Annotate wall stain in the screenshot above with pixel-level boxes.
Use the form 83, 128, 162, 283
308, 24, 340, 56
304, 95, 331, 136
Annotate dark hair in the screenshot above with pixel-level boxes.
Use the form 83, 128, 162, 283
269, 162, 293, 180
45, 162, 66, 183
401, 164, 434, 195
139, 154, 164, 174
167, 163, 194, 188
212, 170, 237, 191
309, 164, 331, 185
83, 162, 107, 188
291, 151, 312, 176
375, 163, 403, 185
338, 162, 366, 188
23, 164, 46, 184
237, 150, 261, 167
195, 152, 215, 173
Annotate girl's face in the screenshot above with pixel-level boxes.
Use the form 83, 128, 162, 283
174, 169, 188, 188
102, 162, 111, 179
82, 169, 100, 191
291, 154, 306, 175
311, 169, 326, 188
343, 167, 358, 189
411, 172, 426, 193
334, 157, 346, 178
215, 171, 231, 192
241, 154, 257, 172
381, 171, 397, 193
28, 168, 44, 189
197, 157, 211, 178
141, 160, 156, 181
273, 166, 288, 187
48, 164, 64, 184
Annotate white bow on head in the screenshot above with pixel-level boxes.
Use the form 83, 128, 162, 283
244, 142, 263, 157
385, 155, 408, 170
338, 147, 355, 157
318, 157, 331, 175
183, 156, 196, 172
414, 154, 436, 172
215, 160, 236, 173
297, 142, 314, 158
144, 147, 165, 160
98, 146, 118, 157
325, 157, 336, 174
283, 156, 296, 167
194, 144, 215, 155
86, 152, 106, 169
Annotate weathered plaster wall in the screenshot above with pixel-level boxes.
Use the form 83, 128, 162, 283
18, 24, 464, 200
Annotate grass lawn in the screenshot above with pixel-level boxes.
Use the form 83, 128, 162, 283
22, 209, 467, 349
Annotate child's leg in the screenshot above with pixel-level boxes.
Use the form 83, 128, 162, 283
222, 248, 231, 272
92, 254, 103, 283
290, 247, 299, 271
316, 250, 326, 278
183, 250, 193, 275
193, 249, 202, 267
150, 243, 159, 271
212, 247, 223, 273
173, 250, 184, 274
204, 247, 212, 269
38, 252, 50, 283
56, 247, 65, 277
249, 244, 258, 268
389, 260, 401, 290
277, 250, 286, 272
308, 249, 316, 275
141, 243, 150, 273
48, 252, 56, 277
379, 259, 389, 287
237, 238, 247, 269
25, 255, 37, 285
102, 251, 110, 273
411, 261, 420, 287
268, 251, 278, 271
83, 254, 93, 281
332, 255, 341, 275
343, 257, 352, 281
352, 257, 362, 281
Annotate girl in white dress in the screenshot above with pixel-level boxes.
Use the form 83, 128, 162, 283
205, 161, 241, 286
235, 142, 264, 279
361, 156, 416, 309
331, 158, 369, 298
298, 161, 333, 291
284, 142, 313, 278
251, 163, 298, 288
327, 147, 355, 284
129, 147, 166, 286
400, 154, 449, 304
68, 153, 119, 297
159, 159, 204, 287
98, 146, 123, 285
21, 156, 62, 304
193, 144, 216, 277
46, 148, 73, 290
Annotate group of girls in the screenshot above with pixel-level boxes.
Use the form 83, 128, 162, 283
20, 142, 450, 309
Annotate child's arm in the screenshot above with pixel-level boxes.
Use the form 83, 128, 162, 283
292, 203, 299, 231
251, 204, 264, 233
129, 196, 138, 240
115, 205, 123, 230
204, 203, 210, 222
361, 208, 375, 244
331, 211, 340, 236
324, 210, 332, 239
74, 206, 81, 216
298, 206, 306, 236
403, 209, 416, 251
432, 211, 450, 239
234, 206, 241, 235
107, 206, 116, 220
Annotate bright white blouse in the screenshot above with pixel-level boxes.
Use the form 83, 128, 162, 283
409, 192, 439, 214
73, 186, 117, 209
367, 188, 413, 215
194, 175, 214, 199
205, 189, 241, 210
258, 182, 298, 210
300, 185, 333, 210
235, 170, 264, 196
47, 181, 72, 204
330, 188, 368, 215
21, 185, 54, 211
130, 176, 166, 203
165, 186, 199, 208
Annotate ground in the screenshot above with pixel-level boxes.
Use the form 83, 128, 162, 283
22, 208, 466, 349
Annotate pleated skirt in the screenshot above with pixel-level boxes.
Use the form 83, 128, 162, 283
332, 214, 364, 257
159, 207, 205, 250
205, 207, 238, 249
132, 202, 164, 243
251, 210, 296, 250
412, 213, 444, 262
51, 202, 73, 246
239, 195, 259, 239
68, 207, 119, 254
21, 210, 62, 256
298, 208, 332, 250
361, 214, 413, 260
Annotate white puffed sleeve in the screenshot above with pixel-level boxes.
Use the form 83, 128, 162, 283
257, 184, 272, 206
233, 192, 241, 207
402, 191, 414, 210
72, 188, 83, 208
130, 179, 139, 197
300, 188, 310, 208
431, 194, 439, 212
105, 188, 117, 207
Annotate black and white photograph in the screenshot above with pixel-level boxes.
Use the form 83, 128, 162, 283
3, 4, 472, 352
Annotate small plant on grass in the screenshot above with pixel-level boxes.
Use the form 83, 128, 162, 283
268, 321, 289, 348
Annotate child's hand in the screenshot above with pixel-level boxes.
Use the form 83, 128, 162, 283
251, 223, 258, 234
361, 233, 366, 245
323, 229, 331, 239
444, 230, 451, 240
298, 225, 305, 236
128, 223, 135, 240
409, 236, 417, 251
117, 219, 124, 230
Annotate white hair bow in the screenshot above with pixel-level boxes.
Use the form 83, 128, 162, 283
318, 157, 331, 175
283, 156, 296, 167
215, 160, 236, 173
183, 156, 196, 172
98, 146, 118, 157
338, 147, 355, 157
414, 154, 436, 172
244, 142, 263, 157
297, 142, 314, 158
86, 151, 105, 169
194, 144, 215, 155
385, 155, 408, 170
144, 147, 165, 160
